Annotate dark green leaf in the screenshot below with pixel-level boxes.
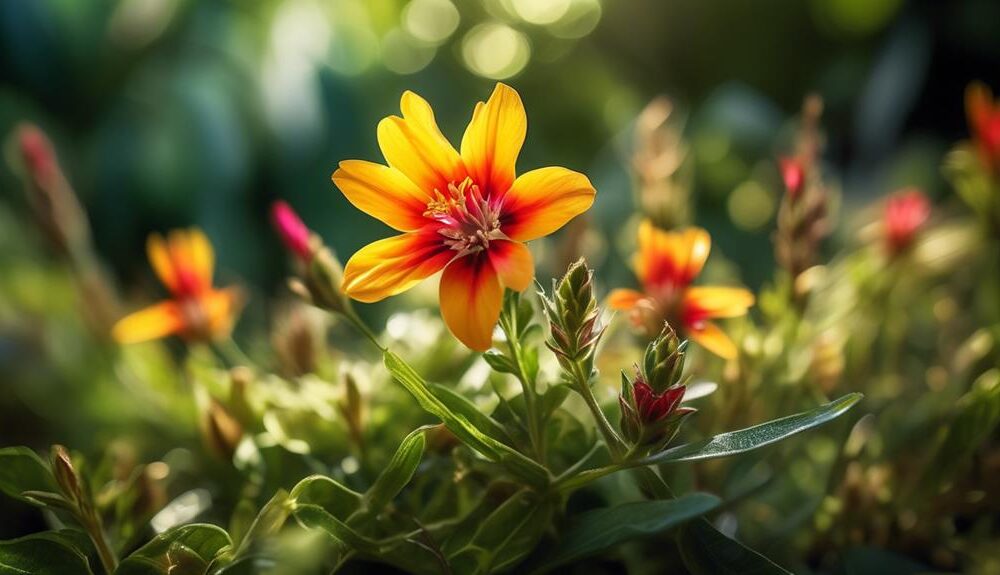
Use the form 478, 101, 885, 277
0, 531, 95, 575
448, 489, 554, 575
482, 351, 517, 375
678, 519, 791, 575
640, 393, 862, 465
383, 351, 549, 487
921, 380, 1000, 492
428, 383, 513, 445
115, 524, 232, 575
365, 427, 427, 512
527, 493, 721, 573
0, 447, 57, 505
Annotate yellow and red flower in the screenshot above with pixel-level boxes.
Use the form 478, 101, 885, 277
332, 83, 596, 351
966, 82, 1000, 172
112, 229, 243, 344
608, 221, 753, 359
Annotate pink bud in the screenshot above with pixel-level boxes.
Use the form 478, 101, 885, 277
779, 157, 805, 199
271, 201, 313, 262
18, 124, 57, 188
884, 189, 930, 255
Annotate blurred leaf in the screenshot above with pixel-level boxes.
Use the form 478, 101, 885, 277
526, 492, 721, 573
640, 393, 862, 465
835, 547, 930, 575
448, 489, 554, 575
540, 385, 572, 419
115, 524, 232, 575
365, 427, 427, 512
232, 490, 292, 558
0, 446, 57, 505
291, 504, 379, 554
383, 351, 549, 487
0, 531, 95, 575
678, 519, 790, 575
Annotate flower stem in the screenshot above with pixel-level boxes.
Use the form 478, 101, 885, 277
342, 309, 386, 352
570, 362, 626, 459
506, 335, 545, 463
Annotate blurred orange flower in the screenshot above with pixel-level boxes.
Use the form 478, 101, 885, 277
332, 83, 596, 351
112, 229, 243, 344
608, 221, 753, 359
966, 82, 1000, 171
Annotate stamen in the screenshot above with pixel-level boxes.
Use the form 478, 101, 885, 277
424, 177, 505, 254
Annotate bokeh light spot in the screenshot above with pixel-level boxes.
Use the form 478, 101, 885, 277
728, 181, 775, 231
547, 0, 602, 39
511, 0, 571, 25
403, 0, 460, 44
461, 23, 531, 80
382, 28, 437, 74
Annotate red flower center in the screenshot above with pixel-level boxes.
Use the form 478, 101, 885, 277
424, 177, 506, 254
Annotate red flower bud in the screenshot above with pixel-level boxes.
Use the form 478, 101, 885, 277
779, 157, 805, 199
271, 201, 313, 262
18, 124, 58, 189
884, 189, 930, 255
633, 380, 686, 424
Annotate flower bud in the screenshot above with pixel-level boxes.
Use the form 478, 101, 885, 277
271, 201, 314, 262
618, 370, 694, 449
883, 189, 931, 256
201, 398, 244, 460
51, 445, 83, 504
779, 157, 805, 200
642, 322, 687, 393
540, 259, 605, 372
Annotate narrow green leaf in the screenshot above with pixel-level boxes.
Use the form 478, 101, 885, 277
921, 377, 1000, 492
115, 524, 232, 575
365, 427, 427, 512
678, 519, 791, 575
291, 504, 380, 554
448, 489, 553, 574
383, 351, 549, 487
0, 532, 95, 575
428, 383, 513, 445
0, 447, 57, 505
232, 490, 292, 557
640, 393, 863, 465
527, 493, 721, 573
289, 475, 363, 519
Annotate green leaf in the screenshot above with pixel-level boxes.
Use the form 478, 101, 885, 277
291, 504, 380, 554
482, 351, 517, 375
427, 383, 513, 445
365, 427, 427, 512
558, 394, 862, 491
232, 490, 292, 558
448, 489, 554, 575
0, 532, 95, 575
115, 524, 232, 575
678, 519, 791, 575
289, 475, 363, 519
527, 493, 721, 573
640, 393, 862, 465
0, 447, 57, 505
383, 351, 549, 487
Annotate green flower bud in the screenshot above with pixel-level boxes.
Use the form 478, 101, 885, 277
540, 259, 605, 372
642, 322, 687, 393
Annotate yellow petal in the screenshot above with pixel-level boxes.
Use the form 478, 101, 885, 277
635, 221, 710, 289
501, 167, 596, 241
147, 233, 177, 293
684, 286, 754, 319
439, 253, 503, 351
333, 160, 433, 231
488, 239, 533, 291
342, 228, 454, 303
460, 82, 526, 197
686, 321, 738, 360
607, 288, 645, 310
377, 91, 465, 194
172, 228, 214, 291
200, 287, 245, 340
111, 300, 185, 344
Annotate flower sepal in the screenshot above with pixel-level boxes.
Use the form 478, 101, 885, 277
619, 370, 695, 451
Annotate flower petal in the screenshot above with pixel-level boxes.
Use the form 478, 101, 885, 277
460, 83, 526, 197
333, 160, 432, 231
635, 222, 710, 290
200, 287, 245, 339
686, 321, 738, 360
377, 91, 465, 194
147, 229, 215, 296
342, 227, 454, 303
683, 287, 754, 320
607, 288, 645, 310
111, 300, 185, 344
966, 81, 993, 131
439, 253, 503, 351
501, 167, 596, 241
488, 239, 533, 291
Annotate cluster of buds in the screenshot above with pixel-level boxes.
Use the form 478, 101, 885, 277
773, 95, 831, 296
619, 323, 695, 450
271, 201, 351, 315
883, 189, 931, 257
631, 97, 692, 229
540, 259, 605, 374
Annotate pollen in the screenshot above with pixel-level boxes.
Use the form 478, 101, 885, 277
424, 177, 506, 254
